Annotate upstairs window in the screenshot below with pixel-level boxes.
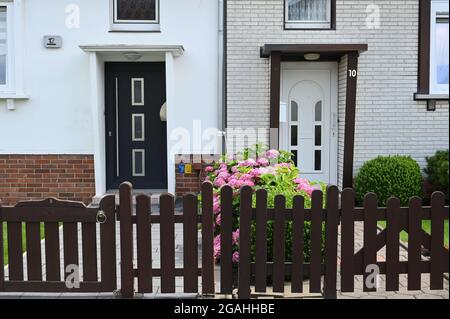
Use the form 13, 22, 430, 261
0, 5, 8, 86
111, 0, 159, 32
430, 0, 449, 94
285, 0, 333, 29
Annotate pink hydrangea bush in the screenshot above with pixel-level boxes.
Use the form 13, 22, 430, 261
202, 146, 326, 262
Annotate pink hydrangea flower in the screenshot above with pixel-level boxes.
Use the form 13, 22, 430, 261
205, 166, 214, 173
214, 178, 226, 188
216, 213, 222, 226
217, 171, 230, 180
257, 158, 269, 167
232, 229, 240, 245
213, 235, 221, 259
232, 251, 240, 263
265, 149, 280, 159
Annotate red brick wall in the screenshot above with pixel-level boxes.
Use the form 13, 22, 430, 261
0, 155, 95, 206
175, 154, 219, 197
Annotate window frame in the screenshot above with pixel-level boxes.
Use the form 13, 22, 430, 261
416, 0, 449, 99
429, 0, 449, 94
0, 2, 14, 92
284, 0, 336, 30
110, 0, 160, 32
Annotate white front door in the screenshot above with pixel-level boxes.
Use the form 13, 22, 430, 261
280, 62, 338, 185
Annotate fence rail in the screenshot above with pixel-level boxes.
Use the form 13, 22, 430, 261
0, 182, 448, 298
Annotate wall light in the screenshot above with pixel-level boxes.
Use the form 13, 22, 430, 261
304, 53, 321, 61
124, 52, 143, 61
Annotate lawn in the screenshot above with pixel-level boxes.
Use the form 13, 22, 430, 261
378, 220, 449, 248
2, 223, 45, 266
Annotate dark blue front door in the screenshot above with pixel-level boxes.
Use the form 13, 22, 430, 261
105, 62, 167, 189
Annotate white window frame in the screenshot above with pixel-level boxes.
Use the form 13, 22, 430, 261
131, 78, 145, 106
430, 0, 449, 94
132, 114, 145, 142
0, 1, 14, 92
110, 0, 160, 32
285, 0, 332, 29
132, 149, 146, 177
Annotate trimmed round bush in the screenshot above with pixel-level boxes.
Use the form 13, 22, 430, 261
355, 156, 422, 206
424, 150, 449, 196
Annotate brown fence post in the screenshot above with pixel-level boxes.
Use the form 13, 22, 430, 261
363, 193, 378, 292
340, 188, 355, 292
408, 197, 422, 291
273, 195, 286, 293
309, 190, 323, 293
324, 185, 339, 299
160, 194, 176, 293
255, 189, 268, 293
430, 191, 445, 290
183, 194, 198, 293
0, 204, 3, 291
220, 185, 233, 294
238, 186, 252, 299
100, 194, 117, 292
119, 182, 134, 298
291, 195, 305, 293
386, 197, 401, 291
201, 182, 215, 295
136, 194, 152, 293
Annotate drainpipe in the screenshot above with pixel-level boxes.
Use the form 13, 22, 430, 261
218, 0, 227, 154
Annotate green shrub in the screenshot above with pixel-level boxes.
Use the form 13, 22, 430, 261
424, 150, 449, 196
355, 155, 422, 206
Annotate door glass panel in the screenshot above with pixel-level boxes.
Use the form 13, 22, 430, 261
132, 78, 144, 105
132, 114, 145, 141
315, 101, 322, 121
291, 125, 298, 146
291, 150, 298, 167
314, 150, 321, 171
291, 101, 298, 121
0, 7, 7, 85
133, 149, 145, 176
314, 125, 321, 146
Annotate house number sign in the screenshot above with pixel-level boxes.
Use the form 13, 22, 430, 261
44, 36, 63, 49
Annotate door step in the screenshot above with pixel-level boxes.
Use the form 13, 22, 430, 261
91, 189, 167, 206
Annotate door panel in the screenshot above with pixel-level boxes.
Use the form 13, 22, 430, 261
105, 62, 167, 190
281, 63, 337, 184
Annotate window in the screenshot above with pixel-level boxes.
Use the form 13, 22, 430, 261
110, 0, 159, 32
430, 0, 449, 94
417, 0, 449, 99
285, 0, 334, 29
0, 3, 12, 89
0, 6, 7, 85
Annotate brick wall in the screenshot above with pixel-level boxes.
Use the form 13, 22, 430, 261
0, 155, 95, 206
226, 0, 449, 179
175, 155, 220, 197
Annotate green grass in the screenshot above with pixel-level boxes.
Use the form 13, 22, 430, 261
378, 220, 449, 248
2, 223, 45, 266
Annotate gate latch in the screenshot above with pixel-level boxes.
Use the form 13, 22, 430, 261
96, 210, 107, 224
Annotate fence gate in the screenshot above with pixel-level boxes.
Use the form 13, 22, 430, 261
0, 196, 117, 293
117, 182, 215, 298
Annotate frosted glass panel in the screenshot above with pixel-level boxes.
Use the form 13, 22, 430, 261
287, 0, 328, 22
291, 101, 298, 121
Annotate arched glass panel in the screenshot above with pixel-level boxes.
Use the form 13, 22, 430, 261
291, 100, 298, 121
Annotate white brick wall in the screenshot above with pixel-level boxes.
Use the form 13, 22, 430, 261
226, 0, 449, 181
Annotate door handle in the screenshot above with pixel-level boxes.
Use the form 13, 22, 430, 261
109, 131, 112, 137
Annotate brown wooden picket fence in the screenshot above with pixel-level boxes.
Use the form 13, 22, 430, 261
0, 181, 448, 298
